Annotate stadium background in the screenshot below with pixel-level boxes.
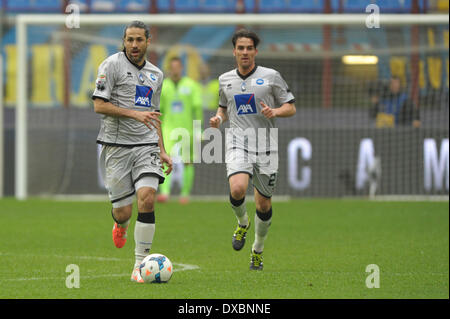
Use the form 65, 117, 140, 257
0, 0, 448, 198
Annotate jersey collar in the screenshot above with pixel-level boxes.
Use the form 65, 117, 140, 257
236, 65, 258, 80
123, 49, 146, 70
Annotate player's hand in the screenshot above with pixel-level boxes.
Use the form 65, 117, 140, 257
260, 102, 278, 119
160, 151, 173, 175
209, 116, 221, 128
134, 111, 162, 130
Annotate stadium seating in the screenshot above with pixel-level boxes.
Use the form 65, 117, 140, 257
90, 0, 117, 12
4, 0, 62, 12
376, 0, 412, 13
67, 0, 89, 12
0, 0, 432, 14
201, 0, 237, 13
243, 0, 254, 12
245, 0, 327, 13
156, 0, 171, 12
255, 0, 289, 13
339, 0, 428, 13
287, 0, 326, 13
117, 0, 150, 12
173, 0, 202, 12
338, 0, 369, 13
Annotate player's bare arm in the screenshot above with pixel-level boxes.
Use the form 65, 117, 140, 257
209, 106, 228, 128
155, 123, 173, 175
260, 102, 296, 119
93, 98, 161, 130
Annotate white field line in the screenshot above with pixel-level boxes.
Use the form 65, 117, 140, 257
0, 252, 199, 282
3, 269, 447, 282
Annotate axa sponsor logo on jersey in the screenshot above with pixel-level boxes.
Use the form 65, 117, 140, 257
234, 94, 257, 115
135, 85, 153, 107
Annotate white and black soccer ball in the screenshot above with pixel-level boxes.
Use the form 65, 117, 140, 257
139, 253, 173, 283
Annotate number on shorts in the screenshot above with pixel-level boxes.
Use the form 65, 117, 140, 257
268, 173, 276, 187
149, 153, 160, 166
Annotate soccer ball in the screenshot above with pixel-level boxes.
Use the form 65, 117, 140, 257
139, 253, 173, 283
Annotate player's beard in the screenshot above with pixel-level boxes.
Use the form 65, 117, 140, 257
128, 48, 147, 65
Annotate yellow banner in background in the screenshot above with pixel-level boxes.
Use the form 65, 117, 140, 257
4, 45, 16, 105
31, 45, 64, 106
72, 45, 107, 106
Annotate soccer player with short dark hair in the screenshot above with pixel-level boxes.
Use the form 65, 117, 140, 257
92, 21, 172, 282
210, 29, 296, 270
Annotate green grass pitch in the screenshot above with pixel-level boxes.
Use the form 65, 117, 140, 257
0, 198, 448, 299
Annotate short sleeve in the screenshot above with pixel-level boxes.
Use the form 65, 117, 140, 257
218, 78, 228, 108
272, 71, 295, 107
152, 76, 163, 111
92, 59, 116, 101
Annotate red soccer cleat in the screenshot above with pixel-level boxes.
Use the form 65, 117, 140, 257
179, 196, 190, 205
112, 222, 128, 248
156, 194, 169, 203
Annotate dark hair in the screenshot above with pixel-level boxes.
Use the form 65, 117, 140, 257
123, 20, 150, 39
232, 29, 260, 48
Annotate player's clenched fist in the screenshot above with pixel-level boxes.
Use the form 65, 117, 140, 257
160, 151, 173, 175
209, 116, 222, 128
260, 102, 277, 119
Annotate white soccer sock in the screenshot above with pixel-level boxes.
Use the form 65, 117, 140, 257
252, 211, 272, 253
232, 202, 248, 226
134, 220, 155, 268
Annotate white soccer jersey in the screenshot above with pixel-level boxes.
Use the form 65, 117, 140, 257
218, 65, 295, 153
93, 50, 164, 146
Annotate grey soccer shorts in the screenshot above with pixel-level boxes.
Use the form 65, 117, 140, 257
99, 144, 165, 208
225, 147, 279, 198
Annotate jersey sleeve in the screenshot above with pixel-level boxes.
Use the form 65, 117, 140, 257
152, 76, 163, 111
272, 71, 295, 107
92, 58, 116, 101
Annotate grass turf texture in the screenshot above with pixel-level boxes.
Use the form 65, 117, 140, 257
0, 198, 448, 299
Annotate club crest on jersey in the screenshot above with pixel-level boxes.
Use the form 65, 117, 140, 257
234, 94, 257, 115
138, 73, 145, 83
135, 85, 153, 107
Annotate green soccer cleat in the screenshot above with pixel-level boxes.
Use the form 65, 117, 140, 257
250, 250, 263, 271
232, 222, 251, 251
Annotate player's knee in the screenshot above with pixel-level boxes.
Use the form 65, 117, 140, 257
255, 198, 272, 213
113, 205, 132, 223
229, 173, 249, 200
137, 187, 156, 211
230, 185, 246, 201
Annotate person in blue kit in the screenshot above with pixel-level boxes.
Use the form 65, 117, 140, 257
370, 76, 421, 128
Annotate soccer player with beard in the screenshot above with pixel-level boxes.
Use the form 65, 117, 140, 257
92, 21, 172, 282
